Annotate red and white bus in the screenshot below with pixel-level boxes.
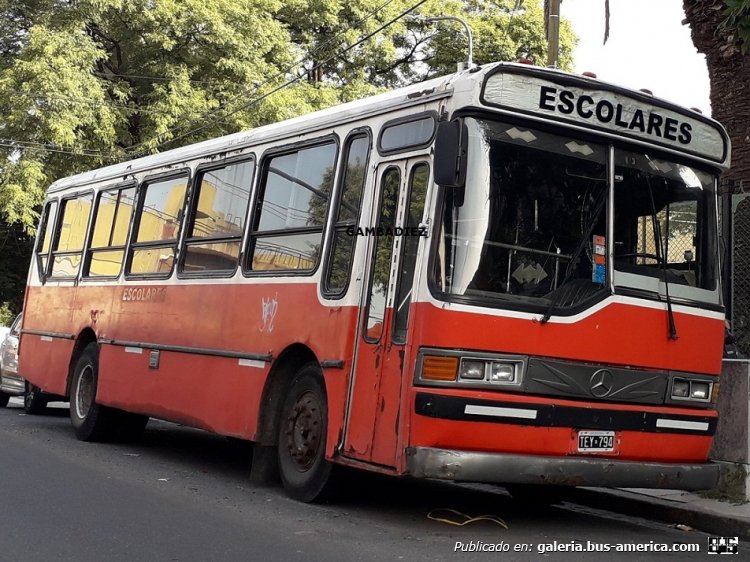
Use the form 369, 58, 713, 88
20, 62, 730, 501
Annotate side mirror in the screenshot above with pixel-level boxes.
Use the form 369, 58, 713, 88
434, 119, 468, 188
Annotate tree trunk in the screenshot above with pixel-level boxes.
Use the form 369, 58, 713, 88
684, 1, 750, 349
683, 0, 750, 188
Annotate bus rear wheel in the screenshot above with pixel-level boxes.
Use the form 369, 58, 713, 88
277, 364, 334, 502
24, 382, 48, 415
70, 343, 119, 442
0, 392, 9, 408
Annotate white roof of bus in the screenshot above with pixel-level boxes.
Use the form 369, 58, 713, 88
47, 71, 460, 192
48, 62, 729, 193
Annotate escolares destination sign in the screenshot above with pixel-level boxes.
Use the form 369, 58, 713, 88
481, 70, 728, 165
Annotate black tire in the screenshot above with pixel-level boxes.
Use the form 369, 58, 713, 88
0, 391, 9, 408
24, 383, 48, 415
69, 343, 119, 442
277, 363, 334, 502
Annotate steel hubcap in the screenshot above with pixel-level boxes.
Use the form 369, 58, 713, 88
75, 365, 94, 420
284, 390, 322, 471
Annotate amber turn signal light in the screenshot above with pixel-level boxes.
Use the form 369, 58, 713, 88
422, 355, 459, 381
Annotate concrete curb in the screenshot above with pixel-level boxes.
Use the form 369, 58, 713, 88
564, 488, 750, 541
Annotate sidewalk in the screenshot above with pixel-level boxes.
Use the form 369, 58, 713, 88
566, 487, 750, 541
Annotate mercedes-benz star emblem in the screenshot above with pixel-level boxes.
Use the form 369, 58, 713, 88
589, 369, 614, 398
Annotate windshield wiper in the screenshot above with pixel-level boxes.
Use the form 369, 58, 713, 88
644, 159, 679, 340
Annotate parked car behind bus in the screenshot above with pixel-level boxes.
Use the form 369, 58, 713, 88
0, 312, 49, 413
0, 313, 23, 406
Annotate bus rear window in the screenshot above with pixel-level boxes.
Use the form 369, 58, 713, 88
50, 194, 93, 278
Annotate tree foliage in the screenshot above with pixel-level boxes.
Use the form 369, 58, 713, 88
722, 0, 750, 54
0, 0, 575, 236
0, 220, 34, 316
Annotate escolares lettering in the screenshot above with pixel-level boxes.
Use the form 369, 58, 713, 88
538, 86, 692, 145
122, 286, 166, 302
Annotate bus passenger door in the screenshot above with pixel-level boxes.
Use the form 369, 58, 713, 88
344, 159, 430, 467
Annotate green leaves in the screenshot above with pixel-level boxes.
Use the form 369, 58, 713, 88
723, 0, 750, 54
0, 0, 575, 235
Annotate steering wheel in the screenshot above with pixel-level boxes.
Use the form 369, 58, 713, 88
617, 252, 665, 264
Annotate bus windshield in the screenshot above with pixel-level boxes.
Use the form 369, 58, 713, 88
433, 117, 720, 312
612, 150, 719, 304
434, 118, 609, 312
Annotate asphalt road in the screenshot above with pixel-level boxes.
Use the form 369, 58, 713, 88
0, 399, 728, 561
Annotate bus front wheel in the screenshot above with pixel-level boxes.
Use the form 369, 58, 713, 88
70, 343, 119, 442
277, 364, 334, 502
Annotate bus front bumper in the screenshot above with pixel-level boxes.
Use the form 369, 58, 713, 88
405, 447, 719, 491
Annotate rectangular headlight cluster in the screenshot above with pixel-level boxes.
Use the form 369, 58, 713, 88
419, 350, 526, 388
670, 377, 714, 403
459, 358, 522, 384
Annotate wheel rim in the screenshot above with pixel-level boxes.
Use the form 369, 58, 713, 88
24, 384, 33, 409
74, 365, 95, 420
283, 390, 323, 471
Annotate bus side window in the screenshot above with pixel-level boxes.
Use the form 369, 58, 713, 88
85, 186, 136, 277
50, 193, 93, 278
392, 162, 429, 343
249, 141, 337, 273
181, 159, 255, 274
127, 175, 188, 277
365, 167, 401, 342
36, 200, 58, 279
323, 133, 370, 297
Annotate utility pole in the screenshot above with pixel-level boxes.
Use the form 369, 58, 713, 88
546, 0, 560, 68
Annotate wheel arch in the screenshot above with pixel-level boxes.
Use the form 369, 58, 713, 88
256, 343, 322, 446
65, 328, 98, 398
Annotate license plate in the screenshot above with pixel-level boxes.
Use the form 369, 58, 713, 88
577, 430, 615, 452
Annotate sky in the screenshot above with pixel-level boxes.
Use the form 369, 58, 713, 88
560, 0, 712, 115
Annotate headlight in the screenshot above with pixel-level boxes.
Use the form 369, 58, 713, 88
418, 350, 526, 388
690, 381, 710, 400
490, 362, 518, 383
672, 379, 690, 398
459, 359, 485, 380
670, 377, 713, 403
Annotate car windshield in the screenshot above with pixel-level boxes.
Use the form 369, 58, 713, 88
10, 313, 22, 336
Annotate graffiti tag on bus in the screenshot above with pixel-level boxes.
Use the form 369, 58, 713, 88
260, 294, 278, 333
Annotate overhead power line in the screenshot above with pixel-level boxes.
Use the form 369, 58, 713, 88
10, 91, 194, 117
0, 139, 117, 159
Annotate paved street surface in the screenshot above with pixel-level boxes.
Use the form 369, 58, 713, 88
0, 400, 738, 561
